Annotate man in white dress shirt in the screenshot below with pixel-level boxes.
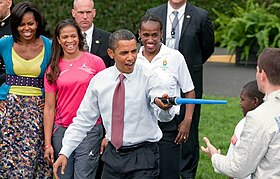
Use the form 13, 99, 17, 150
53, 29, 173, 179
201, 48, 280, 178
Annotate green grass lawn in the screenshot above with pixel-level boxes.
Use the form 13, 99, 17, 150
196, 95, 243, 179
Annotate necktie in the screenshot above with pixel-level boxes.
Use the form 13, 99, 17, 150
171, 11, 179, 50
111, 74, 125, 149
83, 32, 89, 52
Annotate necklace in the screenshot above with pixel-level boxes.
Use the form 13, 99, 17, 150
64, 52, 82, 67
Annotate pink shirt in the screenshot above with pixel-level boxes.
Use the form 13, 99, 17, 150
44, 52, 106, 127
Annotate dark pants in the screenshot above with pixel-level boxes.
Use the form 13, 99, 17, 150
101, 142, 159, 179
0, 73, 5, 86
95, 159, 103, 179
158, 117, 181, 179
180, 104, 201, 179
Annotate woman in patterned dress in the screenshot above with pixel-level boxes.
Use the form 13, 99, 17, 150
0, 2, 52, 178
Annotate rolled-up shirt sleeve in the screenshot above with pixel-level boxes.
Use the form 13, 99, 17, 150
148, 72, 174, 122
60, 78, 100, 158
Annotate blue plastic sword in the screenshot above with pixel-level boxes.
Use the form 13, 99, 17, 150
158, 97, 227, 105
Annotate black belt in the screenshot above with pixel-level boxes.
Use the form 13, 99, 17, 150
110, 142, 155, 153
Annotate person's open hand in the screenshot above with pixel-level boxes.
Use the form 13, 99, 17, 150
53, 154, 68, 179
201, 137, 221, 157
175, 119, 191, 144
44, 146, 54, 165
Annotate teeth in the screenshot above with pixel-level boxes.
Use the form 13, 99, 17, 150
23, 32, 32, 36
147, 44, 154, 47
67, 45, 74, 49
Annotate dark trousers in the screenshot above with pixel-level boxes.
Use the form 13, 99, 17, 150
0, 73, 5, 86
101, 142, 159, 179
95, 154, 104, 179
180, 105, 201, 179
158, 118, 181, 179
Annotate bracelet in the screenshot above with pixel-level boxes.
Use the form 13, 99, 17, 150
44, 144, 52, 150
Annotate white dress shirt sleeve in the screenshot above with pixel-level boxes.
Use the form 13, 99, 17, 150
60, 77, 100, 158
147, 71, 174, 122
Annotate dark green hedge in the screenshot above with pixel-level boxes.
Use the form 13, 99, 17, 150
14, 0, 279, 38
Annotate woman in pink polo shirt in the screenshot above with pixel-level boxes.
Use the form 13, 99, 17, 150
43, 19, 105, 178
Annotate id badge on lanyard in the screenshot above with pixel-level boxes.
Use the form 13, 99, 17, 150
166, 38, 177, 49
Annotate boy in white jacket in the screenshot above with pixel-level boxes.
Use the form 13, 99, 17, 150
227, 80, 264, 179
201, 48, 280, 178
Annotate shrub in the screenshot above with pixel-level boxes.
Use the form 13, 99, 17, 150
213, 0, 280, 62
13, 0, 280, 40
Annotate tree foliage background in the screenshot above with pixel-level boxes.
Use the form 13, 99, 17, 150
14, 0, 279, 39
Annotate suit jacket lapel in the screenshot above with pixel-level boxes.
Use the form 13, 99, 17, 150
90, 28, 100, 54
181, 3, 193, 38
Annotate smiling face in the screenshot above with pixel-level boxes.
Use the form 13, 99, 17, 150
107, 39, 137, 74
139, 21, 162, 56
57, 25, 80, 57
17, 12, 38, 42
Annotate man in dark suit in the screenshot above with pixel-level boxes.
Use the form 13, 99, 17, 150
147, 0, 215, 178
72, 0, 114, 68
72, 0, 113, 178
0, 0, 13, 85
0, 0, 12, 38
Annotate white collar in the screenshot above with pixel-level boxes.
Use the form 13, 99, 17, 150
83, 24, 94, 37
0, 13, 10, 22
138, 43, 172, 61
113, 63, 137, 82
167, 2, 186, 17
0, 14, 10, 27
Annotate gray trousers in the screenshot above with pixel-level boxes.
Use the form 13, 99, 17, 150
52, 124, 103, 179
